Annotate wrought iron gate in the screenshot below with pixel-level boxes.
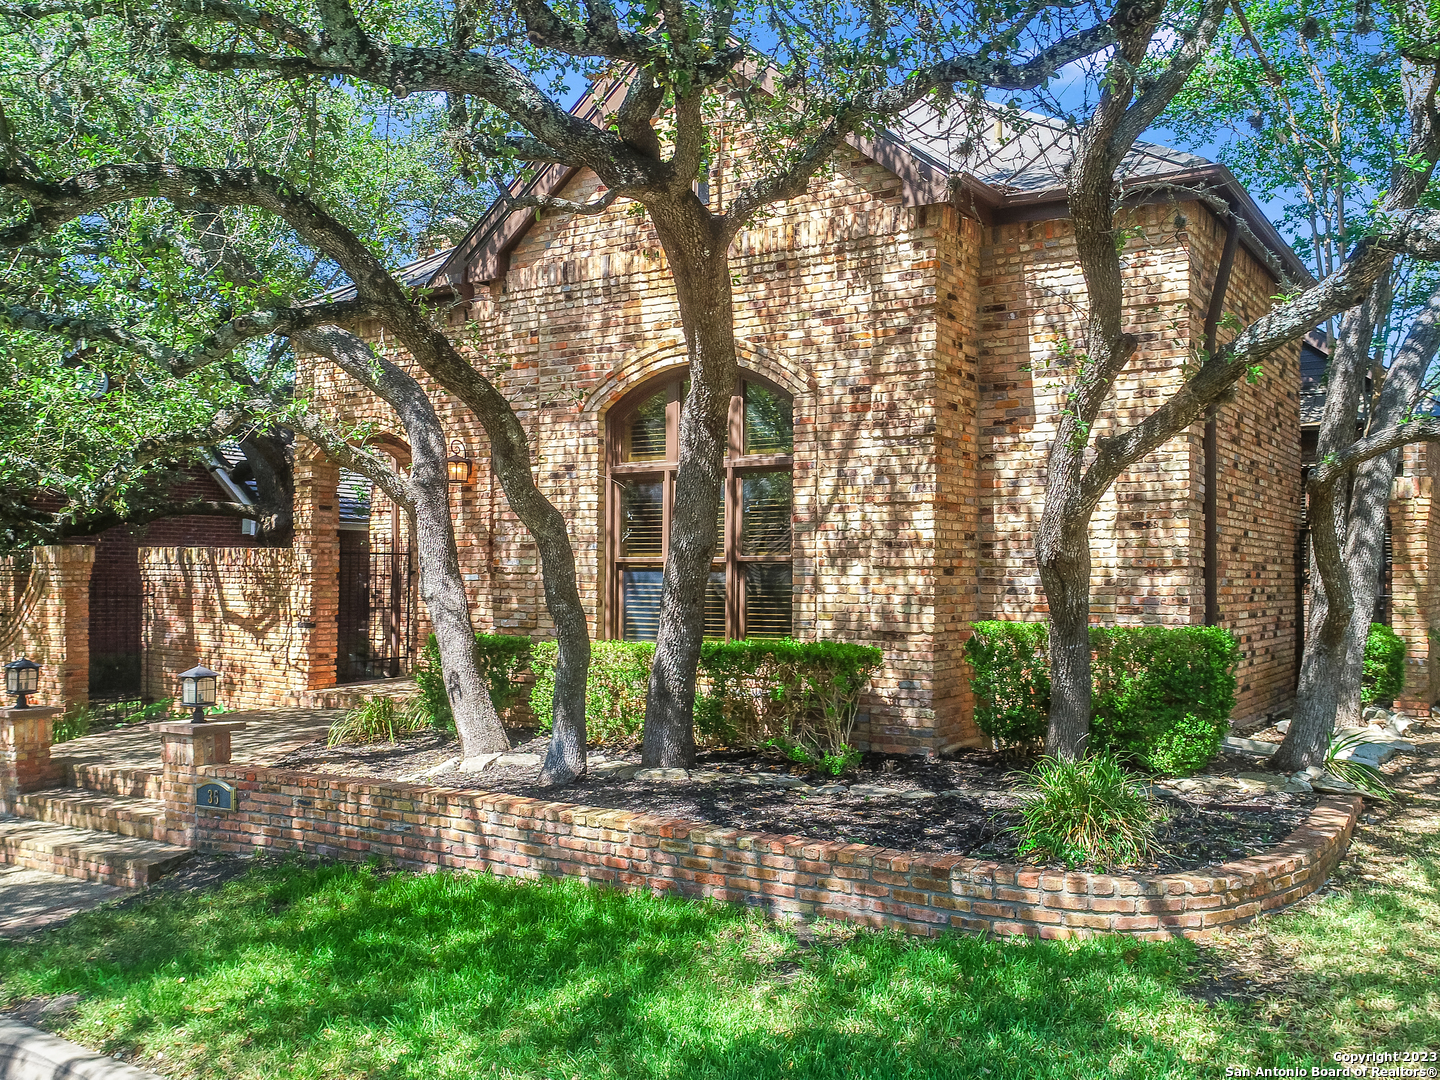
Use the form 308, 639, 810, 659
89, 554, 143, 700
336, 531, 413, 683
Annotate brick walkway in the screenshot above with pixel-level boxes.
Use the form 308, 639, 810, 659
0, 865, 126, 937
52, 707, 338, 780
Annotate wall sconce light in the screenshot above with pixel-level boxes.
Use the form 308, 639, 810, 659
4, 657, 39, 709
447, 439, 473, 485
178, 664, 220, 723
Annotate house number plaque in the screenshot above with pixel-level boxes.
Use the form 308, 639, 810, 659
195, 780, 236, 811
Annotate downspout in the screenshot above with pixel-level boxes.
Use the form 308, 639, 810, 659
203, 449, 259, 536
1203, 209, 1242, 626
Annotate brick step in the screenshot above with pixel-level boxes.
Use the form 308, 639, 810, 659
14, 788, 166, 842
289, 677, 418, 711
61, 761, 163, 802
0, 817, 191, 888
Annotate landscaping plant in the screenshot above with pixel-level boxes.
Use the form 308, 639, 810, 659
1361, 623, 1406, 705
964, 622, 1239, 775
415, 632, 534, 731
1323, 730, 1395, 801
529, 638, 882, 763
696, 639, 883, 770
51, 704, 92, 744
1013, 752, 1158, 869
327, 696, 429, 747
530, 640, 654, 748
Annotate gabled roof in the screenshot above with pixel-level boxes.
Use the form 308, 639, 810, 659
340, 85, 1311, 299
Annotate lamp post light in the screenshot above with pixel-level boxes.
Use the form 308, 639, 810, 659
178, 665, 220, 723
3, 657, 39, 709
446, 439, 473, 486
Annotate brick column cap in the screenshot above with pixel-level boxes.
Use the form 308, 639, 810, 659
0, 707, 61, 721
150, 721, 249, 735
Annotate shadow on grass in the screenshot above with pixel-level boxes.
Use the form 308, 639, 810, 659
0, 858, 1263, 1079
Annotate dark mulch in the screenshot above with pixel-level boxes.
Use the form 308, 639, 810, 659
269, 729, 1320, 875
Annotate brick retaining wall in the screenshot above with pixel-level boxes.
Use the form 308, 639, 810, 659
184, 760, 1360, 941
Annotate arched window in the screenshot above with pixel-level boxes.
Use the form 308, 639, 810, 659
606, 373, 794, 641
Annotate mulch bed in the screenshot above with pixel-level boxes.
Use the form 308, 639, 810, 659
269, 729, 1321, 875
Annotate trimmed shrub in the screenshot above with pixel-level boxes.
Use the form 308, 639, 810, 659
1090, 625, 1239, 776
1362, 622, 1406, 704
696, 639, 883, 772
963, 621, 1240, 776
1013, 752, 1157, 868
961, 621, 1050, 747
530, 640, 653, 747
327, 695, 429, 747
529, 637, 883, 763
414, 632, 534, 730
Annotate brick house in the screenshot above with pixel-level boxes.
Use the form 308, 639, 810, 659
24, 99, 1397, 751
208, 99, 1320, 756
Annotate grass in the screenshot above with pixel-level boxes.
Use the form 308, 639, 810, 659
2, 742, 1437, 1079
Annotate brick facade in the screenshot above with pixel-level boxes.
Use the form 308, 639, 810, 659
0, 545, 94, 709
139, 547, 314, 709
1391, 442, 1440, 714
293, 144, 1303, 751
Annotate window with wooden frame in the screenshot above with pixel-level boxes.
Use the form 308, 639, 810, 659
606, 372, 794, 642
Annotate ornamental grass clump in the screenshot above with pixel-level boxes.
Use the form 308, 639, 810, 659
327, 695, 430, 747
1013, 753, 1158, 869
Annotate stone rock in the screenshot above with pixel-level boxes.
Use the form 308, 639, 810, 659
1362, 705, 1391, 724
1275, 719, 1291, 734
756, 774, 810, 789
1303, 766, 1326, 780
1390, 716, 1415, 736
634, 767, 690, 782
688, 770, 724, 783
494, 752, 542, 768
1311, 773, 1361, 795
1222, 736, 1279, 757
459, 752, 504, 773
418, 756, 460, 778
591, 761, 640, 780
848, 784, 905, 798
812, 784, 848, 795
1331, 727, 1414, 766
900, 790, 937, 801
1284, 776, 1314, 793
1235, 772, 1287, 793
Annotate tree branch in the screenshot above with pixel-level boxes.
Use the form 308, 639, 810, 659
0, 296, 376, 376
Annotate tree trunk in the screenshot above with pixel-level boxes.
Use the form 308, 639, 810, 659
295, 326, 512, 758
383, 317, 592, 786
409, 448, 510, 757
1335, 450, 1398, 726
1273, 482, 1352, 771
641, 202, 737, 768
1272, 285, 1375, 770
1038, 518, 1094, 759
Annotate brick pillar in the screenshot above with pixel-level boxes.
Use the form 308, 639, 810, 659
292, 440, 341, 694
0, 545, 94, 710
1392, 445, 1439, 716
0, 707, 60, 814
153, 720, 247, 848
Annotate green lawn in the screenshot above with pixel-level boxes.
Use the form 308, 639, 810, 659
2, 775, 1437, 1079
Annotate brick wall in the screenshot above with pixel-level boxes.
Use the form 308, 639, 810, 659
1392, 442, 1438, 714
297, 150, 1302, 748
139, 547, 318, 709
0, 546, 93, 709
976, 202, 1300, 725
184, 756, 1360, 941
